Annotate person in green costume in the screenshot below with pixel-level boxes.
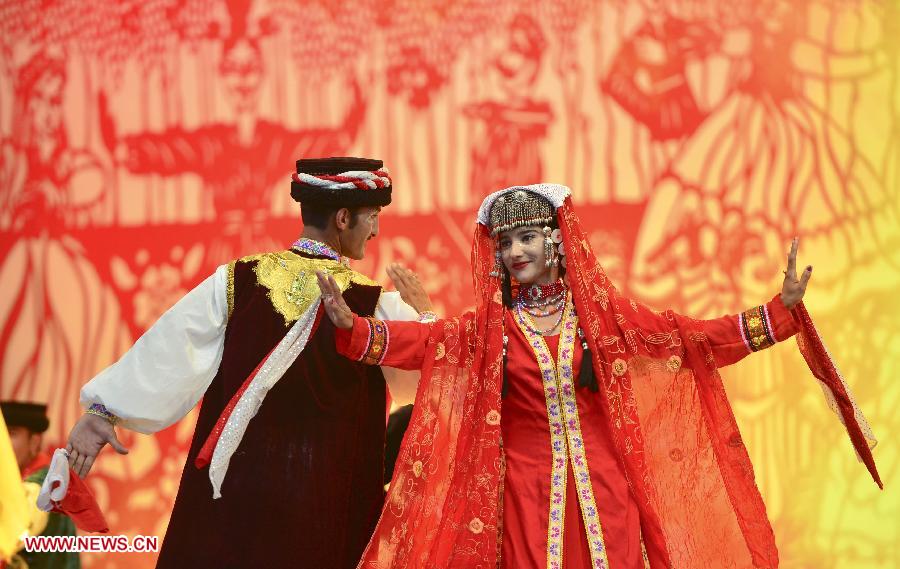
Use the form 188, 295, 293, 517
1, 402, 79, 569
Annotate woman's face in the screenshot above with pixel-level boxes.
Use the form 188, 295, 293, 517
498, 225, 555, 285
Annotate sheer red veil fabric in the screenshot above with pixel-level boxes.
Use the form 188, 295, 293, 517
357, 193, 879, 568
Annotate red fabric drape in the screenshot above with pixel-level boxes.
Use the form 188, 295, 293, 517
356, 197, 880, 568
52, 471, 109, 533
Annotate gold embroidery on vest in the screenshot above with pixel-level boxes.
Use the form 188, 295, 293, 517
226, 261, 236, 320
245, 251, 378, 326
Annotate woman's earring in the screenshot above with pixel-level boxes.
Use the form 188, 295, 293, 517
543, 227, 554, 267
551, 229, 565, 269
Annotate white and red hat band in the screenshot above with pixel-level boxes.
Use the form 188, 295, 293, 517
291, 169, 391, 191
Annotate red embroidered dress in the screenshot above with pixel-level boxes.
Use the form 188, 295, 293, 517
338, 290, 801, 567
334, 187, 879, 568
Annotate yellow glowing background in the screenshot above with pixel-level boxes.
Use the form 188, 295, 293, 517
1, 1, 897, 566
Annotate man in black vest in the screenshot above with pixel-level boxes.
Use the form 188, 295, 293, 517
65, 157, 433, 568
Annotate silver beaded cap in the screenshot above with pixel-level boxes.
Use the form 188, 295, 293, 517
488, 189, 555, 236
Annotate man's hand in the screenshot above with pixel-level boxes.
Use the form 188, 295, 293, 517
386, 263, 433, 314
781, 237, 812, 309
316, 271, 355, 329
66, 413, 129, 478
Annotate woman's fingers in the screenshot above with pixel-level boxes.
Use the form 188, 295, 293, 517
388, 263, 407, 288
316, 271, 330, 295
327, 274, 347, 310
390, 263, 419, 291
316, 271, 339, 298
312, 273, 353, 328
800, 265, 812, 289
316, 271, 341, 324
786, 237, 799, 280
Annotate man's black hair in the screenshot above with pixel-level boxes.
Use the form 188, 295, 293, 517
300, 204, 360, 230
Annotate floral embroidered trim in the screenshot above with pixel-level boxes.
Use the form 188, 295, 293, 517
516, 296, 610, 569
555, 305, 610, 569
518, 306, 568, 568
762, 304, 776, 342
361, 317, 389, 365
291, 237, 342, 262
739, 305, 776, 352
86, 403, 119, 425
496, 444, 508, 563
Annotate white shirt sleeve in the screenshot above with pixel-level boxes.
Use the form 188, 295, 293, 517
374, 290, 419, 321
375, 291, 421, 407
80, 265, 230, 434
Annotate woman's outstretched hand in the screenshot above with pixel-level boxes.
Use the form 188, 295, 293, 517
316, 271, 355, 329
780, 237, 812, 309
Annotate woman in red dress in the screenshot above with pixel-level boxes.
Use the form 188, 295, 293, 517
317, 184, 878, 569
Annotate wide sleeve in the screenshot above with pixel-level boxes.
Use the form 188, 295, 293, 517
79, 265, 229, 434
374, 291, 419, 322
677, 293, 799, 368
374, 291, 422, 404
334, 315, 433, 371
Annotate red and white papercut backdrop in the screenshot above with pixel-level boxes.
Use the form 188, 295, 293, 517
1, 1, 898, 567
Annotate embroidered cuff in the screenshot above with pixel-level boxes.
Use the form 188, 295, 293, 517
766, 294, 800, 340
416, 311, 438, 323
361, 317, 389, 365
86, 403, 119, 425
738, 305, 776, 352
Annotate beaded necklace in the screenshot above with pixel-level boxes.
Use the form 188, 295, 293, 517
516, 292, 570, 336
517, 278, 567, 318
520, 294, 566, 318
519, 279, 566, 304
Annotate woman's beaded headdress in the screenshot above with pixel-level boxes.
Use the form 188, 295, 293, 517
488, 189, 555, 236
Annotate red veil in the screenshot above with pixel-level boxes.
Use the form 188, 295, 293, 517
358, 194, 879, 568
